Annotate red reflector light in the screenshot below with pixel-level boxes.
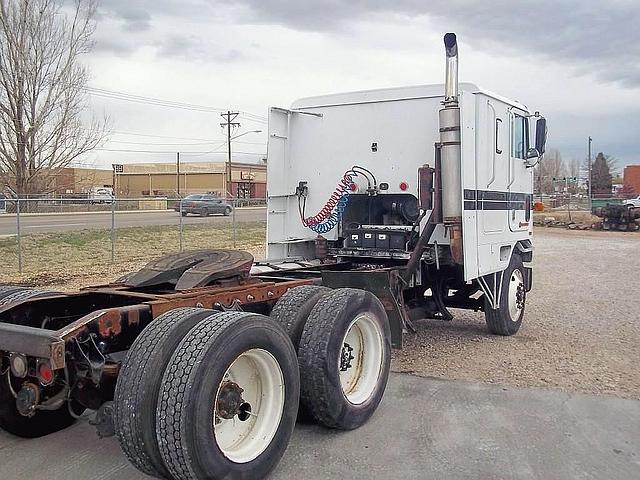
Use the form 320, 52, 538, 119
399, 181, 409, 191
37, 361, 54, 385
350, 182, 358, 192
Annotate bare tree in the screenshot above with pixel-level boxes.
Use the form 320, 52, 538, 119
567, 158, 580, 178
0, 0, 108, 197
536, 148, 566, 194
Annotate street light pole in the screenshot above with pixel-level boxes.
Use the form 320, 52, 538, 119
176, 151, 180, 196
588, 136, 592, 211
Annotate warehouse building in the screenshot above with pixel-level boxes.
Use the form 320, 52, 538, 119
113, 161, 267, 199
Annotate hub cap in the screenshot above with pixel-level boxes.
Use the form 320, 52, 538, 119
508, 269, 525, 321
213, 349, 285, 463
339, 313, 384, 405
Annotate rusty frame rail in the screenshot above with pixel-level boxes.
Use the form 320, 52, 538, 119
0, 279, 312, 371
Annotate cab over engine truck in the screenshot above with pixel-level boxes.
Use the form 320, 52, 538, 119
0, 34, 546, 480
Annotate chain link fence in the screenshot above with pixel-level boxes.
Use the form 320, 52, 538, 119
0, 197, 267, 280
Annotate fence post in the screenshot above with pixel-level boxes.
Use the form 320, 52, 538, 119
232, 198, 237, 248
179, 196, 184, 252
111, 197, 116, 263
16, 199, 22, 273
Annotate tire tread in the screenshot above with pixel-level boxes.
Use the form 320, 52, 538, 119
114, 307, 212, 478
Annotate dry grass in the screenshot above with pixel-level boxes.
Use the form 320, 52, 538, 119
534, 210, 599, 224
0, 221, 266, 291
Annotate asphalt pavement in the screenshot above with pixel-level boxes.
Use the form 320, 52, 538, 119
0, 208, 266, 235
1, 373, 638, 480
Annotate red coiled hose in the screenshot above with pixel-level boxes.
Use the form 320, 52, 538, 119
302, 172, 354, 227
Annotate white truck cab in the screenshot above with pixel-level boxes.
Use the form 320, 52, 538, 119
265, 33, 547, 342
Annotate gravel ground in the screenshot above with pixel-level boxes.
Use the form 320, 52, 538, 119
2, 227, 637, 400
393, 228, 639, 400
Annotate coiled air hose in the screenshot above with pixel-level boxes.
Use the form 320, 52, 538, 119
299, 171, 356, 234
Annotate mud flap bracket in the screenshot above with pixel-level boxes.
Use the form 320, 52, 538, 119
321, 268, 410, 349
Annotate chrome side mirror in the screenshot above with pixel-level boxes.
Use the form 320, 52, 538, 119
525, 148, 541, 167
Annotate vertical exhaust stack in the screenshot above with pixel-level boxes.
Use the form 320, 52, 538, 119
444, 32, 459, 105
439, 33, 464, 264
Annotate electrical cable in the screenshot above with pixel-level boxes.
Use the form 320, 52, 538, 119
351, 165, 377, 188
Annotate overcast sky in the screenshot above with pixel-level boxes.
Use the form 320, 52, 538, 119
81, 0, 640, 172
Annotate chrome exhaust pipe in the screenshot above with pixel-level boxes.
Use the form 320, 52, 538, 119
443, 33, 459, 106
439, 33, 463, 263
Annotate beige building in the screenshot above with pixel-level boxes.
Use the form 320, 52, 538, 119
114, 161, 267, 199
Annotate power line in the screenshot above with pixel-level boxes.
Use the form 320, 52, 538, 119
96, 147, 265, 155
108, 140, 225, 147
108, 138, 265, 147
87, 87, 226, 113
111, 130, 214, 141
86, 86, 268, 121
109, 130, 265, 146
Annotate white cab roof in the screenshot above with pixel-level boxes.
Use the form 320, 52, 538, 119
291, 82, 528, 112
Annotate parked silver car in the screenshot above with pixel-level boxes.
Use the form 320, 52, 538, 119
174, 194, 233, 217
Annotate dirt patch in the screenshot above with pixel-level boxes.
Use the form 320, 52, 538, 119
393, 228, 639, 400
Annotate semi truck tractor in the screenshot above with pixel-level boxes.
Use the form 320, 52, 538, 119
0, 34, 546, 480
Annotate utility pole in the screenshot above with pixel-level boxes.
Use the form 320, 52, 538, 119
588, 136, 593, 211
176, 152, 181, 196
220, 111, 240, 199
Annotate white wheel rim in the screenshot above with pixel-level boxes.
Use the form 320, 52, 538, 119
339, 313, 384, 405
508, 269, 525, 321
213, 349, 285, 464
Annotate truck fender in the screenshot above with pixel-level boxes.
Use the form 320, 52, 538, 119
514, 239, 533, 263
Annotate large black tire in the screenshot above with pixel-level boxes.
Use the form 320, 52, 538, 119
270, 285, 331, 351
224, 206, 232, 216
156, 311, 299, 480
0, 285, 25, 301
0, 288, 59, 308
113, 307, 215, 478
0, 371, 78, 438
484, 254, 526, 336
298, 288, 391, 430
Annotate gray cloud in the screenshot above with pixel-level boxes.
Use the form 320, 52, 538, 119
228, 0, 640, 88
153, 34, 245, 63
92, 0, 219, 58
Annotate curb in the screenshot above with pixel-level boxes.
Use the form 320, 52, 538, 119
0, 206, 266, 219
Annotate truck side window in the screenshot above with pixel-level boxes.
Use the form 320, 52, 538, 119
511, 114, 526, 159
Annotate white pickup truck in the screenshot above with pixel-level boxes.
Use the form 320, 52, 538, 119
624, 195, 640, 208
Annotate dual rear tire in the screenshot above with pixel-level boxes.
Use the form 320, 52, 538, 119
114, 286, 391, 479
114, 308, 299, 480
271, 286, 392, 430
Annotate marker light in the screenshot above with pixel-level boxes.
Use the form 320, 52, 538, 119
10, 353, 28, 378
37, 360, 54, 385
399, 181, 409, 191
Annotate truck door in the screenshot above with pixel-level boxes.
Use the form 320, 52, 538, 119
507, 110, 532, 232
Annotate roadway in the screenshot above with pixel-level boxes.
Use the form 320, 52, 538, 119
0, 208, 267, 235
0, 374, 638, 479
